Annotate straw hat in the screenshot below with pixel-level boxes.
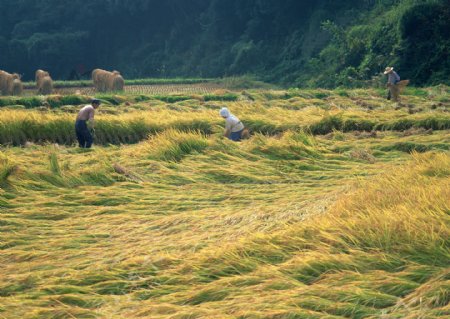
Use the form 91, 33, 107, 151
384, 67, 394, 75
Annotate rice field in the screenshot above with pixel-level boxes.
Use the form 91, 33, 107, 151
0, 85, 449, 318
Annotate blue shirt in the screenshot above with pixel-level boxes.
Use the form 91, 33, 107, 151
388, 71, 400, 85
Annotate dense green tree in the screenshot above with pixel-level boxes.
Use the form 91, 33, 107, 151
0, 0, 447, 86
399, 2, 450, 85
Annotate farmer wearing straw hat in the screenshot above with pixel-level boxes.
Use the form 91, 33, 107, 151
75, 99, 100, 148
219, 107, 245, 141
384, 66, 401, 102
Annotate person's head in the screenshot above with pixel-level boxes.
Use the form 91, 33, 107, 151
91, 99, 101, 109
219, 107, 230, 118
384, 66, 394, 75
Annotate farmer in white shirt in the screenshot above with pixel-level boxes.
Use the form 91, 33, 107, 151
219, 107, 245, 141
75, 99, 100, 148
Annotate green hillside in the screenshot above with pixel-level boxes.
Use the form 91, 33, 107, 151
0, 0, 448, 86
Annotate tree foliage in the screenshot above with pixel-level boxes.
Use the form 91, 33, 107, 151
0, 0, 447, 87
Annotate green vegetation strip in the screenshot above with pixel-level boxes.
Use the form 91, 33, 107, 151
0, 112, 448, 146
0, 86, 449, 147
22, 78, 214, 89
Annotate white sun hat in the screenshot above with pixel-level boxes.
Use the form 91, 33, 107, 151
219, 107, 230, 117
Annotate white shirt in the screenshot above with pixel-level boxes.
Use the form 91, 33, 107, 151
225, 114, 244, 132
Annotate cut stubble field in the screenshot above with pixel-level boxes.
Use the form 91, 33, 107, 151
22, 83, 223, 97
0, 85, 449, 319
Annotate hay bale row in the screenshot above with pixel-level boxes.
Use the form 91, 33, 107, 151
3, 68, 126, 96
0, 70, 23, 96
92, 69, 124, 92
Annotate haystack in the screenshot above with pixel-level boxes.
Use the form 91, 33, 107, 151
12, 78, 23, 96
39, 76, 53, 95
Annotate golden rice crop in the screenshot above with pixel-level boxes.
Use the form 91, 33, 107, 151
1, 90, 449, 146
0, 86, 448, 318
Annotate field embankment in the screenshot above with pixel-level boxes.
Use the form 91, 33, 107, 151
0, 86, 449, 146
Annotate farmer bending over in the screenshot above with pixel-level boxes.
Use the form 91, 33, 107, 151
75, 99, 100, 148
220, 107, 245, 141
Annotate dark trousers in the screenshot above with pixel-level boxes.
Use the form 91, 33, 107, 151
229, 129, 244, 141
75, 120, 93, 148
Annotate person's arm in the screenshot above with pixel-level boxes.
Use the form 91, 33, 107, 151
224, 120, 231, 137
88, 108, 95, 129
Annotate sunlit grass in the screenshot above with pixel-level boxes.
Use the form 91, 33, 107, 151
0, 86, 448, 318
